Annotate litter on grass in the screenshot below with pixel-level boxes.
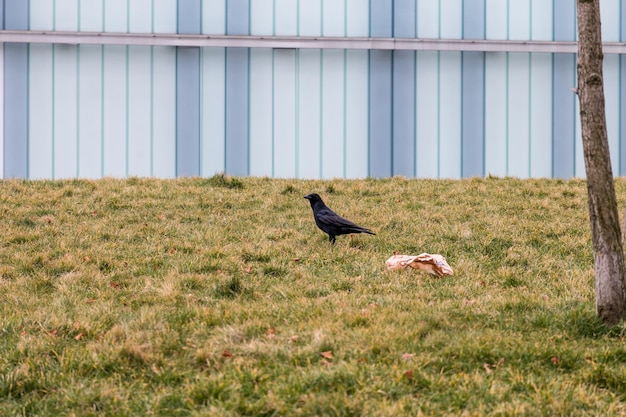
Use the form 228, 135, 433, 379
385, 252, 454, 277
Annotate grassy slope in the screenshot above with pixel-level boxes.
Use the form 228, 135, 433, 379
1, 176, 626, 416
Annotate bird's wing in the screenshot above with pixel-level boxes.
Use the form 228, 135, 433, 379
315, 208, 370, 231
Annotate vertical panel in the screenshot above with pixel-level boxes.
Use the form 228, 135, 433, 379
104, 0, 128, 32
274, 50, 297, 177
55, 0, 79, 31
531, 0, 552, 41
201, 47, 226, 176
393, 50, 416, 177
80, 0, 104, 31
370, 0, 392, 37
552, 54, 576, 178
102, 46, 127, 177
127, 46, 151, 176
604, 55, 620, 172
77, 45, 103, 179
369, 50, 392, 177
129, 0, 153, 33
250, 0, 273, 35
529, 53, 553, 177
575, 101, 585, 177
225, 48, 249, 176
152, 46, 177, 178
462, 52, 484, 177
440, 0, 462, 39
178, 0, 201, 34
321, 49, 345, 179
485, 0, 507, 40
203, 0, 226, 34
553, 0, 576, 41
463, 0, 484, 40
5, 1, 29, 30
0, 43, 3, 178
323, 0, 345, 37
600, 0, 620, 42
416, 51, 439, 178
439, 51, 462, 178
345, 49, 368, 178
507, 53, 530, 178
297, 49, 321, 179
416, 0, 439, 38
154, 0, 177, 33
249, 48, 273, 176
30, 0, 54, 30
275, 0, 297, 36
176, 48, 201, 176
53, 45, 79, 179
508, 0, 530, 40
484, 52, 507, 176
29, 45, 54, 179
227, 0, 250, 35
300, 0, 321, 36
621, 4, 626, 175
346, 0, 369, 37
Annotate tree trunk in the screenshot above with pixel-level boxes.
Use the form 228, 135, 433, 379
577, 0, 626, 324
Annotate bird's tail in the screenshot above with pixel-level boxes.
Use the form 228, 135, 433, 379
348, 226, 375, 235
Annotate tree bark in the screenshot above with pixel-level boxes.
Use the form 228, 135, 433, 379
577, 0, 626, 324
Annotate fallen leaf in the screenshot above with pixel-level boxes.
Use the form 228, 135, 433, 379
320, 351, 333, 360
320, 359, 332, 367
401, 353, 415, 362
20, 331, 27, 337
92, 210, 98, 216
245, 265, 253, 273
158, 214, 166, 220
46, 217, 52, 225
288, 335, 299, 344
551, 356, 559, 366
82, 256, 91, 263
75, 332, 84, 341
222, 350, 234, 358
404, 370, 413, 380
110, 282, 120, 289
168, 248, 176, 255
86, 298, 96, 303
49, 329, 58, 336
266, 327, 276, 338
496, 358, 505, 367
483, 363, 492, 374
292, 258, 301, 262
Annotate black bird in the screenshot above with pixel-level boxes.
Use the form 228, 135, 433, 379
304, 193, 375, 244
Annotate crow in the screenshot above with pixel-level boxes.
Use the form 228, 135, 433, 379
304, 193, 375, 244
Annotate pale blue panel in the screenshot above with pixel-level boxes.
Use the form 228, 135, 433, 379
574, 101, 584, 177
417, 0, 439, 38
250, 0, 273, 35
178, 0, 201, 34
344, 49, 368, 178
176, 47, 201, 176
369, 50, 392, 177
104, 0, 128, 32
297, 49, 321, 179
0, 43, 4, 178
438, 51, 462, 178
321, 49, 345, 179
393, 50, 416, 177
621, 55, 626, 175
273, 50, 297, 178
225, 48, 249, 175
127, 46, 151, 177
77, 45, 103, 179
152, 46, 177, 178
553, 0, 576, 41
4, 44, 29, 178
346, 0, 368, 37
248, 48, 273, 177
299, 0, 321, 36
154, 0, 177, 33
129, 0, 152, 33
484, 52, 507, 176
604, 55, 620, 171
5, 1, 28, 30
102, 46, 127, 177
600, 0, 620, 42
531, 0, 552, 41
275, 0, 297, 36
485, 0, 507, 40
29, 44, 54, 180
227, 0, 250, 35
461, 52, 485, 177
322, 0, 345, 36
55, 0, 79, 31
30, 0, 54, 30
507, 53, 530, 178
79, 0, 103, 31
201, 47, 226, 176
508, 0, 529, 40
394, 0, 415, 38
202, 0, 226, 34
370, 0, 392, 37
440, 0, 462, 39
552, 53, 576, 177
416, 51, 439, 178
53, 45, 79, 179
529, 53, 552, 177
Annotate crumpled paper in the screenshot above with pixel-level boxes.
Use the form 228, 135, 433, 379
385, 252, 454, 277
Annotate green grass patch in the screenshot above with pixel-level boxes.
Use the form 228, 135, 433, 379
1, 175, 626, 415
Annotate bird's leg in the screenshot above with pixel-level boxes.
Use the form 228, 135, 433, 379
329, 235, 336, 244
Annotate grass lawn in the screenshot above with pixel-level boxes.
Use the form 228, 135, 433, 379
2, 175, 626, 416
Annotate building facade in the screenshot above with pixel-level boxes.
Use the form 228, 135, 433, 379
1, 0, 626, 180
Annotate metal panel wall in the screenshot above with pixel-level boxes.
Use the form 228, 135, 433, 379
7, 0, 626, 179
